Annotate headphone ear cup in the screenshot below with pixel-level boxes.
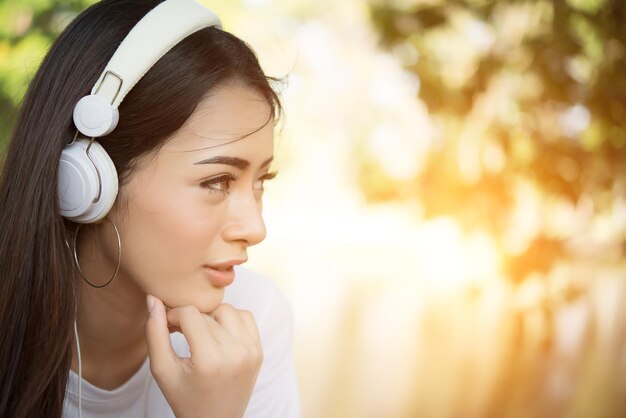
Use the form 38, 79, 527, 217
73, 95, 119, 137
58, 139, 119, 223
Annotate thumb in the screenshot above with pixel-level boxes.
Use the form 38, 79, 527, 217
145, 294, 177, 378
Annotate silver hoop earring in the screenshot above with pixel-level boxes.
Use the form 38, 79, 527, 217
73, 216, 122, 289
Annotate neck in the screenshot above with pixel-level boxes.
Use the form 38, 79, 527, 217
71, 268, 150, 390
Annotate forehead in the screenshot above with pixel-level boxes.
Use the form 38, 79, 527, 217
162, 83, 274, 156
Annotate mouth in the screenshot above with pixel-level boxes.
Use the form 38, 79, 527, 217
202, 259, 246, 287
204, 258, 247, 271
209, 265, 233, 272
203, 265, 236, 287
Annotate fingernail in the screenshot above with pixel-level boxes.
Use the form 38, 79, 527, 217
146, 294, 155, 313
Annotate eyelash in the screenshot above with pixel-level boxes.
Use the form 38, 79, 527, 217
200, 171, 279, 196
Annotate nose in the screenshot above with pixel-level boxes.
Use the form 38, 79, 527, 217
221, 191, 266, 247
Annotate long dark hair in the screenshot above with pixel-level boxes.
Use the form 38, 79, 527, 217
0, 0, 284, 416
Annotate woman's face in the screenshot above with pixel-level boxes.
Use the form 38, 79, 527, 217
100, 83, 275, 313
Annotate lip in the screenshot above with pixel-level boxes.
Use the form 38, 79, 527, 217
206, 259, 247, 269
203, 259, 246, 287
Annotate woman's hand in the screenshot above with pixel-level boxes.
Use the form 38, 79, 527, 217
144, 294, 264, 418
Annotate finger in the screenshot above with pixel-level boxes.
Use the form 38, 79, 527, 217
164, 305, 179, 333
168, 324, 182, 334
166, 306, 215, 353
202, 312, 232, 343
239, 310, 261, 343
210, 304, 250, 338
145, 295, 178, 378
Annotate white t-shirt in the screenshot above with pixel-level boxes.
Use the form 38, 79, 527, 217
62, 266, 301, 418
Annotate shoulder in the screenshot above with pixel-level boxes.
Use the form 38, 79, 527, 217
224, 266, 294, 351
223, 265, 292, 322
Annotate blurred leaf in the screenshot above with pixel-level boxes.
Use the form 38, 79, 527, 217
365, 0, 626, 281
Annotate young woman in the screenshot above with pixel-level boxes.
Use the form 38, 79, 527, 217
0, 0, 300, 417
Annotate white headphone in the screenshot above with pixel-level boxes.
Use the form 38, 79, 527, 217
57, 0, 222, 223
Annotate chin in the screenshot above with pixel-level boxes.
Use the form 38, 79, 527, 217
177, 287, 225, 314
151, 274, 225, 312
196, 295, 225, 314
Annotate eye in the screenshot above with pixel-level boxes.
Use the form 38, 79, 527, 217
255, 171, 279, 192
200, 174, 237, 196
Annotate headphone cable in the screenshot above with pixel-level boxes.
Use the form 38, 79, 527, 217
73, 319, 83, 418
73, 319, 151, 418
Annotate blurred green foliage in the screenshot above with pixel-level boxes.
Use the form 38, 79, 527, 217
0, 0, 96, 145
365, 0, 626, 282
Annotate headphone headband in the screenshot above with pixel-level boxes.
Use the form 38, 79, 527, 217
92, 0, 222, 109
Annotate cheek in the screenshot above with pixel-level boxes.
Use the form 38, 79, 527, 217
115, 182, 223, 292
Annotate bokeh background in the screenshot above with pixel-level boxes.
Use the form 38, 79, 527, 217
2, 0, 626, 417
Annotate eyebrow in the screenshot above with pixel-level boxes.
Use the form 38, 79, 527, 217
193, 156, 273, 170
